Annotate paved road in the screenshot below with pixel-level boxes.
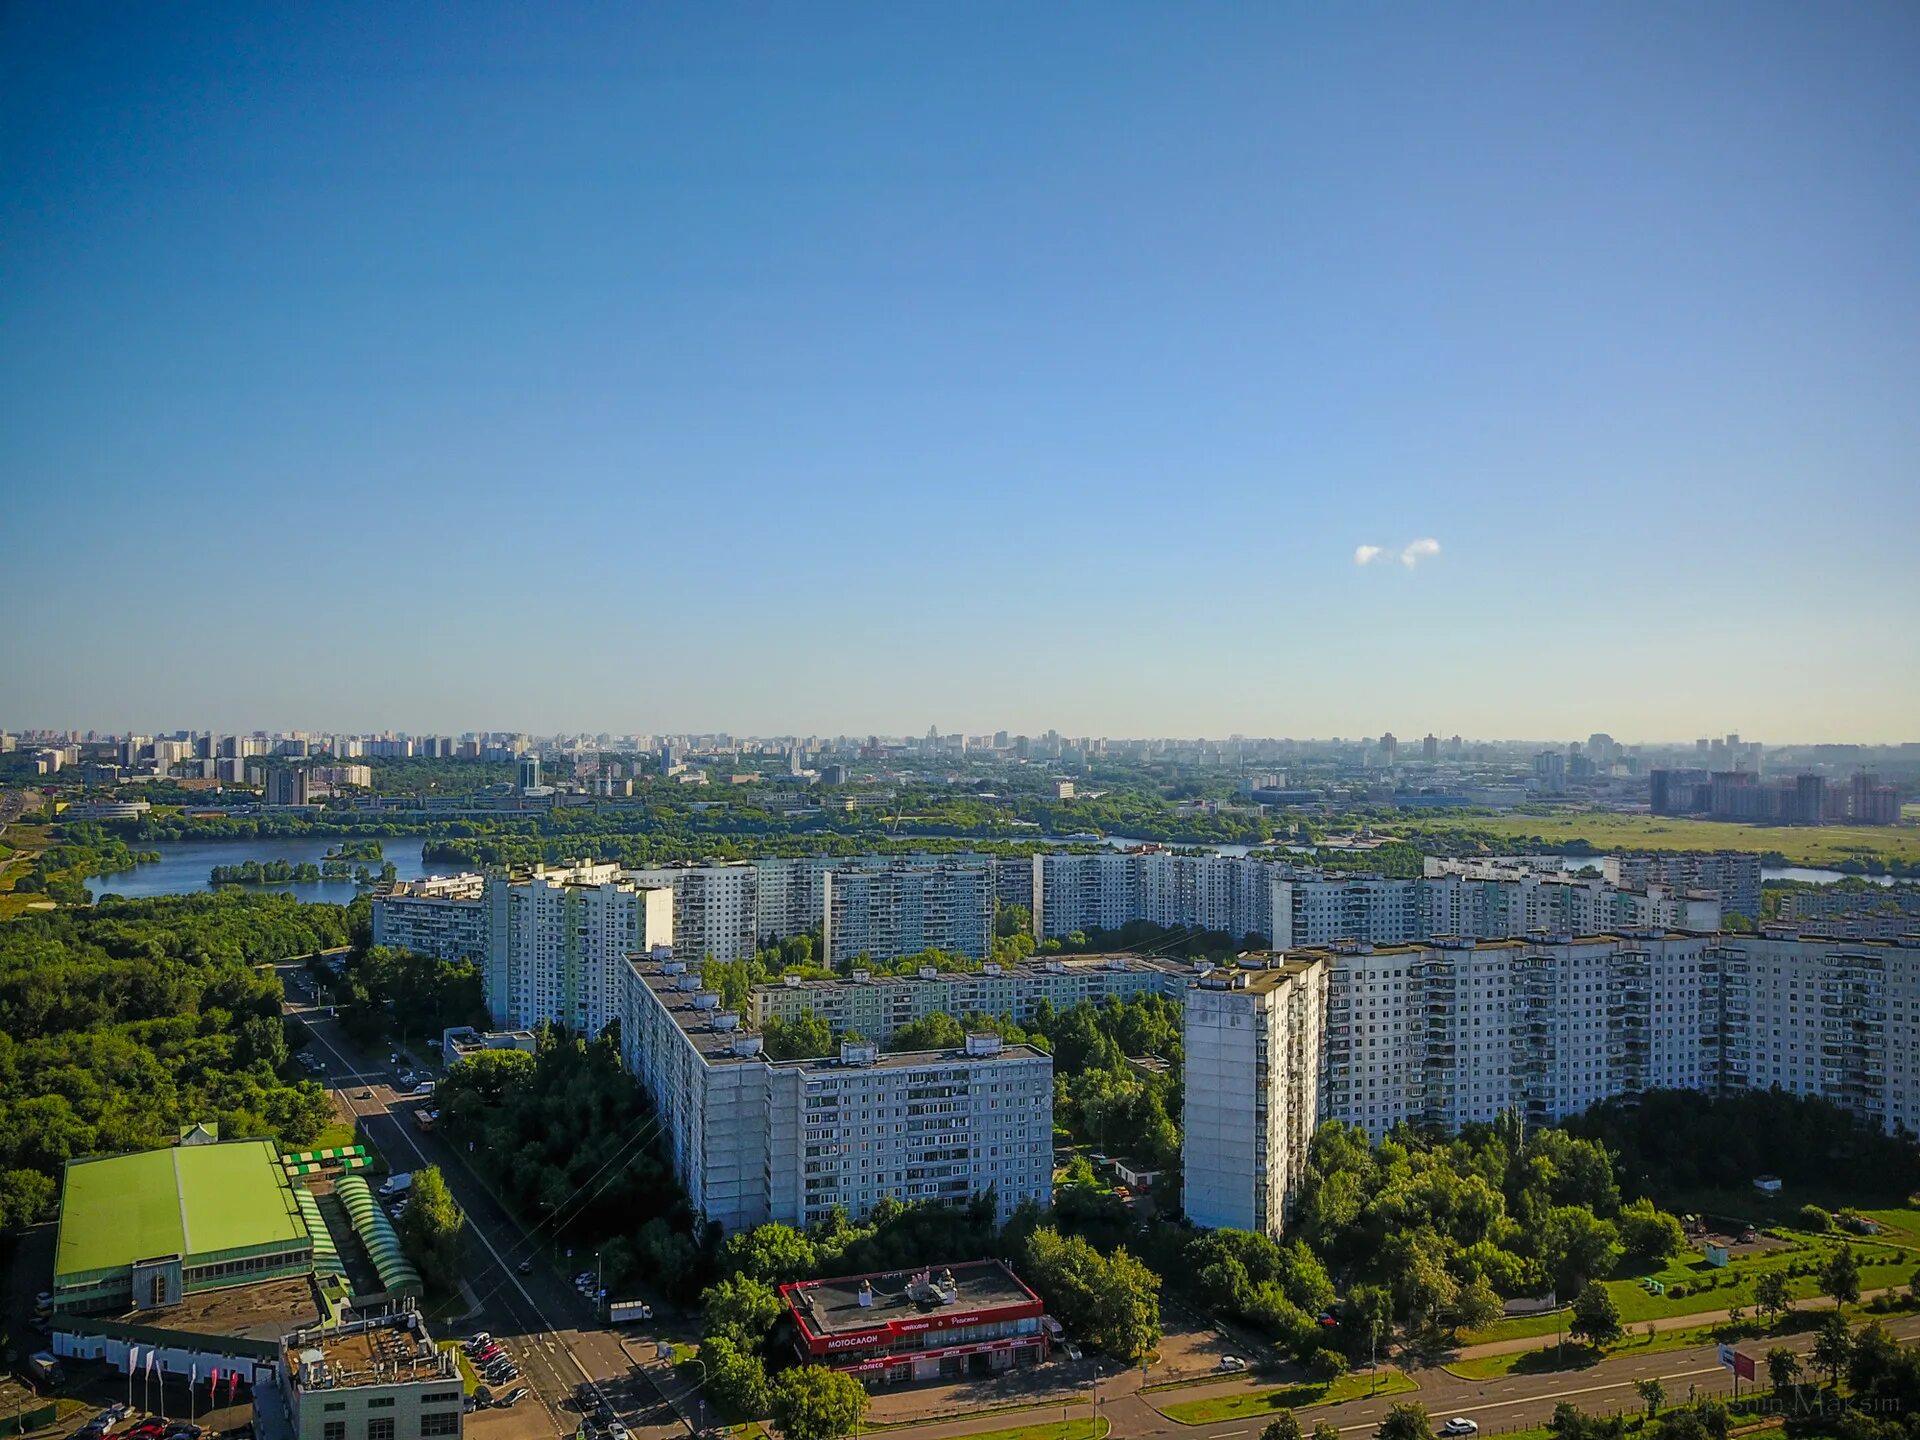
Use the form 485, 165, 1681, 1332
279, 968, 684, 1440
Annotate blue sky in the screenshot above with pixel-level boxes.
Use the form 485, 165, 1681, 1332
3, 3, 1916, 740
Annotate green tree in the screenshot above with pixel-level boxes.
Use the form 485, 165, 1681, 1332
1261, 1413, 1304, 1440
699, 1334, 769, 1418
1799, 1205, 1833, 1233
718, 1223, 819, 1285
1636, 1378, 1665, 1418
701, 1275, 783, 1349
1091, 1246, 1164, 1362
763, 1010, 833, 1061
1820, 1247, 1861, 1307
1753, 1271, 1791, 1325
394, 1166, 465, 1295
1765, 1346, 1800, 1396
1811, 1313, 1853, 1387
1618, 1198, 1686, 1263
1375, 1402, 1433, 1440
1539, 1208, 1623, 1297
1312, 1425, 1341, 1440
768, 1365, 868, 1440
1569, 1282, 1622, 1348
1446, 1275, 1502, 1337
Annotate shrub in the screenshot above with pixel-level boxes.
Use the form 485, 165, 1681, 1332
1798, 1205, 1833, 1233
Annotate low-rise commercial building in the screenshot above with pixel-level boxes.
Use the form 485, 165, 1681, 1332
281, 1312, 463, 1440
779, 1261, 1051, 1385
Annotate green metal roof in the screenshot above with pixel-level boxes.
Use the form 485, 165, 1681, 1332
55, 1140, 310, 1282
336, 1175, 423, 1299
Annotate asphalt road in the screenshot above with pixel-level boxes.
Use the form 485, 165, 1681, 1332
278, 968, 683, 1440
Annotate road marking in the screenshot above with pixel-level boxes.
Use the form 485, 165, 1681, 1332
296, 994, 590, 1437
1331, 1364, 1729, 1431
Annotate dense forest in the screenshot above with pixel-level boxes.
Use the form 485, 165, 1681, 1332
0, 892, 353, 1226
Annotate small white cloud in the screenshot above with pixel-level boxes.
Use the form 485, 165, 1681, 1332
1399, 537, 1441, 568
1353, 544, 1384, 566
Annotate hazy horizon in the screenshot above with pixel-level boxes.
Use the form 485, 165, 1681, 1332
4, 3, 1916, 738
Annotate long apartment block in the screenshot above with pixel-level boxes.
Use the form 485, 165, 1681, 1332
750, 953, 1194, 1042
620, 951, 1053, 1234
1184, 931, 1920, 1239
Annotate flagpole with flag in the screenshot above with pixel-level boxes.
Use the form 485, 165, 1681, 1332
209, 1369, 220, 1423
190, 1365, 198, 1427
144, 1348, 157, 1418
127, 1348, 139, 1414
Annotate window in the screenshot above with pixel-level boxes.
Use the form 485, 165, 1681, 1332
420, 1416, 459, 1437
324, 1425, 346, 1440
369, 1421, 397, 1440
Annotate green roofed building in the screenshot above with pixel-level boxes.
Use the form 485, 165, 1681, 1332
53, 1138, 314, 1315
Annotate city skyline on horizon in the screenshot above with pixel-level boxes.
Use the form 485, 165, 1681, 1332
8, 717, 1916, 751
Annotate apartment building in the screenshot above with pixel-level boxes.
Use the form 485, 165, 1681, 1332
750, 953, 1194, 1041
823, 864, 994, 968
1603, 853, 1763, 920
483, 863, 672, 1035
1031, 850, 1275, 944
627, 862, 761, 963
1270, 874, 1424, 949
620, 952, 1052, 1233
370, 875, 488, 962
1182, 957, 1326, 1236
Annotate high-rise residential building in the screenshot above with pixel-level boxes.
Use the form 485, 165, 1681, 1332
263, 769, 311, 807
1601, 852, 1762, 921
1422, 733, 1439, 764
516, 756, 541, 792
620, 951, 1052, 1234
483, 863, 673, 1035
1182, 957, 1326, 1236
372, 875, 489, 961
822, 864, 994, 968
627, 862, 762, 963
1216, 932, 1920, 1227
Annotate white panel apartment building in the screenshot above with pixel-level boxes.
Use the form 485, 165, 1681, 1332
482, 863, 673, 1035
1182, 958, 1325, 1237
822, 864, 995, 968
370, 874, 488, 961
1032, 851, 1276, 944
620, 952, 1052, 1233
1186, 931, 1920, 1238
750, 953, 1195, 1042
627, 862, 761, 963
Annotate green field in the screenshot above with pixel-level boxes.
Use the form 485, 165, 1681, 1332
1400, 812, 1920, 870
1159, 1369, 1416, 1424
1462, 1232, 1916, 1347
941, 1421, 1108, 1440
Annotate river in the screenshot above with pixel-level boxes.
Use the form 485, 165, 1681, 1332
90, 837, 451, 903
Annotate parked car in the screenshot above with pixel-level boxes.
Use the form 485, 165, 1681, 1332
1217, 1356, 1248, 1373
517, 1259, 534, 1275
608, 1424, 631, 1440
463, 1333, 492, 1350
1442, 1420, 1479, 1437
484, 1366, 518, 1384
498, 1388, 528, 1408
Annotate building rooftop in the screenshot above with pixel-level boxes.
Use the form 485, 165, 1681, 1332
56, 1139, 308, 1281
758, 951, 1196, 995
286, 1313, 455, 1391
782, 1260, 1041, 1340
101, 1274, 327, 1345
628, 953, 1053, 1068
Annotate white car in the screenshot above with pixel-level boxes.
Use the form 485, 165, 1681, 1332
1442, 1420, 1479, 1436
1218, 1356, 1248, 1373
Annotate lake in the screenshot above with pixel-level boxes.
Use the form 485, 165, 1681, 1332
90, 837, 452, 903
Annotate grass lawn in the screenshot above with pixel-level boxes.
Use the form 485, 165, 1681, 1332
1397, 812, 1920, 869
1160, 1370, 1416, 1424
311, 1120, 360, 1150
939, 1421, 1109, 1440
1463, 1234, 1915, 1346
1451, 1326, 1716, 1380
